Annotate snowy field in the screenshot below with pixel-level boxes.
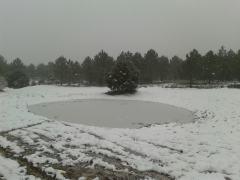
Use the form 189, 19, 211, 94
0, 85, 240, 180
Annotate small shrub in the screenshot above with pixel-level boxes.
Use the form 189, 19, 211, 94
7, 71, 29, 89
106, 60, 139, 94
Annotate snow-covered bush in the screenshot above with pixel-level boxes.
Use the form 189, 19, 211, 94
106, 60, 139, 94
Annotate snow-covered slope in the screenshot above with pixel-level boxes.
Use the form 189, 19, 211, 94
0, 85, 240, 180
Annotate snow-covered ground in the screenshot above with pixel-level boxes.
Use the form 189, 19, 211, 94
0, 154, 39, 180
0, 85, 240, 180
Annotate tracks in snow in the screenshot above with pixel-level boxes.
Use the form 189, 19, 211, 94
0, 121, 175, 180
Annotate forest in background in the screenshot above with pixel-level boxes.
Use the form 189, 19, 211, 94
1, 46, 240, 87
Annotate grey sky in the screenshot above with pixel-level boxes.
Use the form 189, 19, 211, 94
0, 0, 240, 64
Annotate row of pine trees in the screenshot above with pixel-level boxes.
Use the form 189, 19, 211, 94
1, 46, 240, 87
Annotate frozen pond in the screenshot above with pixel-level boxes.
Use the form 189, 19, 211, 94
29, 99, 194, 128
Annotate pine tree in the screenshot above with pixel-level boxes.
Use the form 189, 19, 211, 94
202, 51, 217, 84
158, 56, 169, 81
54, 56, 68, 85
144, 49, 159, 83
183, 49, 201, 87
106, 60, 139, 94
7, 71, 29, 89
82, 56, 94, 85
169, 56, 183, 80
0, 55, 8, 77
93, 50, 114, 85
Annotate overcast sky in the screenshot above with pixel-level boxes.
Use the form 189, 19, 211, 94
0, 0, 240, 64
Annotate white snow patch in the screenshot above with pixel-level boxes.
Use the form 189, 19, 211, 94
0, 155, 38, 180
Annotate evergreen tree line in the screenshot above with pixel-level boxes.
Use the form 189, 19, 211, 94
1, 46, 240, 87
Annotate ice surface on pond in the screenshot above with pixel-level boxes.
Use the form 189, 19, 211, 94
29, 99, 194, 128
